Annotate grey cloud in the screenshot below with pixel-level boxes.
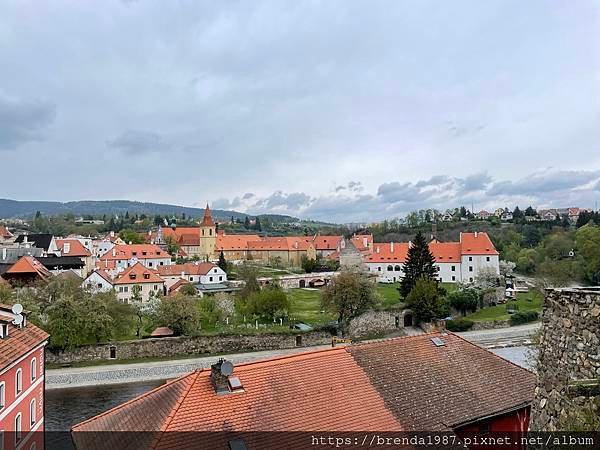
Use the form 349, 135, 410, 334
487, 170, 600, 196
0, 94, 56, 150
415, 175, 451, 188
242, 193, 255, 200
460, 172, 492, 191
253, 191, 312, 211
107, 130, 169, 154
335, 185, 346, 192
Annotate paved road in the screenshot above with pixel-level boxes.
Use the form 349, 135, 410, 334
456, 322, 541, 348
47, 323, 538, 389
46, 344, 336, 389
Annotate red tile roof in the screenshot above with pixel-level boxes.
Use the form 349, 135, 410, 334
113, 263, 164, 285
312, 235, 343, 250
200, 205, 215, 227
0, 225, 13, 239
216, 233, 261, 251
0, 304, 49, 372
56, 239, 92, 257
459, 232, 499, 255
72, 333, 534, 446
348, 333, 535, 430
6, 256, 51, 278
247, 236, 313, 251
157, 263, 217, 277
367, 242, 410, 262
100, 244, 171, 262
429, 242, 462, 262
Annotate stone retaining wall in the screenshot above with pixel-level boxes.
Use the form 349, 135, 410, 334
46, 331, 331, 365
470, 320, 511, 331
529, 288, 600, 431
347, 309, 412, 338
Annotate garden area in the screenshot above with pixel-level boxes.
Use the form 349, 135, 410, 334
464, 291, 542, 323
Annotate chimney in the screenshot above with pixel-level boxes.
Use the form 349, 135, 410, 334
112, 249, 116, 257
64, 243, 70, 254
110, 231, 115, 237
390, 242, 394, 253
376, 246, 380, 254
210, 359, 243, 395
474, 231, 478, 238
24, 235, 28, 243
181, 271, 185, 278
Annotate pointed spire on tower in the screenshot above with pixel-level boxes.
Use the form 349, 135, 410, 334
201, 203, 215, 227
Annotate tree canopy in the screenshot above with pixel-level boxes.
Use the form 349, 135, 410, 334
399, 231, 439, 298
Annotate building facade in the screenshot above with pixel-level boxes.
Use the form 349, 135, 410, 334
0, 304, 49, 450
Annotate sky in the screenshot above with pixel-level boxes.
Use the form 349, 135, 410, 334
1, 0, 599, 223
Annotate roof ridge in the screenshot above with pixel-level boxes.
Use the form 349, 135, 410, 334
348, 331, 441, 348
71, 371, 197, 431
149, 370, 203, 449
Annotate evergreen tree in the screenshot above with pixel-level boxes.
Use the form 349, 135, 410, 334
244, 216, 251, 229
231, 215, 235, 224
218, 251, 228, 273
254, 217, 262, 232
399, 231, 439, 298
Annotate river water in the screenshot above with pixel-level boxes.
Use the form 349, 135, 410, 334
46, 346, 535, 433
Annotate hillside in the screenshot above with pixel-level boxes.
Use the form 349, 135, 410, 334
0, 199, 286, 222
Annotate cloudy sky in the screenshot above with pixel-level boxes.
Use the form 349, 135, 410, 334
1, 0, 599, 222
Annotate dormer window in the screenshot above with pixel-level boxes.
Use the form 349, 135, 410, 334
129, 274, 137, 280
144, 273, 150, 279
132, 252, 137, 256
142, 251, 147, 256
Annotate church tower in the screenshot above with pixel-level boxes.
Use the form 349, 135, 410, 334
199, 204, 216, 261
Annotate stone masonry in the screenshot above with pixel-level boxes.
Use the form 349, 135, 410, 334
46, 331, 331, 365
529, 288, 600, 431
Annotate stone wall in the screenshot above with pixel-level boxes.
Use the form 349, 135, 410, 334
46, 331, 331, 365
470, 319, 511, 331
529, 288, 600, 431
348, 309, 412, 338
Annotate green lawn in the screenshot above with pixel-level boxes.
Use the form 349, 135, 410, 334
464, 291, 543, 323
287, 288, 335, 325
376, 283, 403, 309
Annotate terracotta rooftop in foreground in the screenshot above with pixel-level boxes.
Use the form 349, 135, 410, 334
72, 333, 535, 449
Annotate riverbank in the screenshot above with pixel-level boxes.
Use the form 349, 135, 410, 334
46, 324, 539, 389
46, 344, 334, 389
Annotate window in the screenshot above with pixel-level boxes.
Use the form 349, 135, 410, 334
124, 286, 129, 292
119, 286, 124, 292
486, 256, 490, 262
148, 262, 153, 267
160, 261, 164, 265
451, 265, 455, 271
469, 277, 473, 282
31, 358, 37, 382
394, 265, 401, 271
15, 369, 22, 396
469, 266, 473, 272
451, 276, 456, 281
377, 267, 381, 272
15, 413, 22, 444
30, 398, 36, 426
469, 256, 473, 261
154, 285, 158, 290
209, 276, 213, 282
214, 269, 217, 273
387, 265, 393, 271
219, 276, 223, 281
0, 381, 5, 410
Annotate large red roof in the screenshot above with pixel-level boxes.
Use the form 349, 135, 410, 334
459, 232, 499, 255
100, 244, 171, 261
113, 262, 164, 285
157, 263, 218, 277
6, 256, 51, 278
72, 333, 535, 448
56, 239, 92, 257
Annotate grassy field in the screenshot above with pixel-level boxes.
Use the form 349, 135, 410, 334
464, 291, 543, 322
287, 288, 335, 325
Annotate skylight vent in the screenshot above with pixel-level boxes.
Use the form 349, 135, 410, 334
431, 337, 445, 347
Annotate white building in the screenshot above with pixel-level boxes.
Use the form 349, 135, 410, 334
98, 244, 172, 273
113, 262, 165, 303
82, 269, 114, 293
157, 263, 227, 290
364, 232, 500, 284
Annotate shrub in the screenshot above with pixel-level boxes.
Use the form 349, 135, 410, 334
510, 310, 539, 326
445, 318, 474, 332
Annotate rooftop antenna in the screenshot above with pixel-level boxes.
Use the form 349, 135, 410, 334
220, 359, 234, 376
12, 303, 24, 327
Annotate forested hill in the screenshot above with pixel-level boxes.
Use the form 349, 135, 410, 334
0, 199, 296, 222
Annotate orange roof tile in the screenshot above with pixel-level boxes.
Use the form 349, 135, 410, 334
113, 263, 165, 285
247, 236, 313, 251
312, 235, 343, 250
100, 244, 171, 261
0, 304, 49, 372
56, 239, 92, 257
6, 256, 51, 278
0, 225, 14, 239
367, 242, 409, 262
459, 232, 499, 255
200, 205, 215, 227
348, 333, 534, 430
157, 263, 217, 277
429, 242, 462, 262
72, 333, 535, 448
216, 233, 260, 251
